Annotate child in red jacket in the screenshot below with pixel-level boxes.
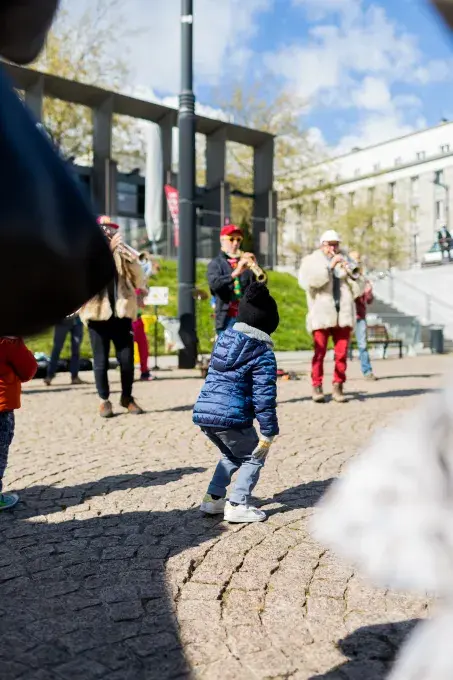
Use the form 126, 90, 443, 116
0, 337, 37, 510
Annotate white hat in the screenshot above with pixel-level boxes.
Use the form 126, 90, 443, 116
320, 230, 341, 244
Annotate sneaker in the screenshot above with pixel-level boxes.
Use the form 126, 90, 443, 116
0, 493, 19, 511
312, 386, 325, 403
71, 376, 87, 385
120, 397, 144, 415
224, 501, 266, 523
364, 373, 378, 381
200, 494, 226, 515
43, 377, 52, 387
99, 400, 113, 418
332, 383, 347, 403
140, 372, 155, 382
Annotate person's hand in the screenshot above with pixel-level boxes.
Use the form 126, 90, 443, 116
330, 254, 344, 269
364, 281, 373, 295
252, 436, 274, 460
232, 257, 249, 278
109, 232, 122, 253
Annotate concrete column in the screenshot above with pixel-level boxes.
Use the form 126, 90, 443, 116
25, 76, 44, 121
92, 96, 114, 214
159, 111, 176, 224
206, 126, 227, 189
253, 137, 274, 263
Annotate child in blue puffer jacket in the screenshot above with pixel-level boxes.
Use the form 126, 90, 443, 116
193, 282, 279, 523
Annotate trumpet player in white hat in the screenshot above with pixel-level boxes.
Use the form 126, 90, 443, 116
299, 230, 365, 403
79, 216, 146, 418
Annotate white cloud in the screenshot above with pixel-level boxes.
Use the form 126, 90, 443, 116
335, 110, 426, 154
122, 0, 272, 94
267, 0, 449, 153
352, 76, 392, 111
268, 2, 450, 109
291, 0, 361, 21
62, 0, 272, 95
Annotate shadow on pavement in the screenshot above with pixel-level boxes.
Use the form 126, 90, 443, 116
260, 479, 334, 514
15, 468, 207, 521
309, 619, 419, 680
0, 467, 224, 679
347, 387, 438, 402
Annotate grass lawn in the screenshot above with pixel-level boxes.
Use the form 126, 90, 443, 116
25, 261, 312, 357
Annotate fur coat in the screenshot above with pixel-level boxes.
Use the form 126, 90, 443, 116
298, 249, 364, 333
79, 251, 145, 324
311, 378, 453, 679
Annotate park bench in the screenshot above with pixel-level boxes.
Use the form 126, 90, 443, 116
350, 323, 403, 359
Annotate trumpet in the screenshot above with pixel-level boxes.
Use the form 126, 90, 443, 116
238, 251, 268, 284
335, 252, 361, 281
100, 224, 140, 262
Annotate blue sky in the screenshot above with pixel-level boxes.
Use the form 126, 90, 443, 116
67, 0, 453, 154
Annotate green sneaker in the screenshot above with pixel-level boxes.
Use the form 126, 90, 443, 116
0, 493, 19, 510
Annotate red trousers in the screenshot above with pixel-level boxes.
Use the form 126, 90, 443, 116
312, 327, 351, 387
132, 317, 149, 374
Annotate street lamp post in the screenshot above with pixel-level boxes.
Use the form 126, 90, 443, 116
177, 0, 197, 369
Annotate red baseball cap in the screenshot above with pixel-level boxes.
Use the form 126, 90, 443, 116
220, 224, 243, 238
97, 215, 119, 230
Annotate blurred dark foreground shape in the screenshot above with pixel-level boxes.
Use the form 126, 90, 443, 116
0, 0, 115, 337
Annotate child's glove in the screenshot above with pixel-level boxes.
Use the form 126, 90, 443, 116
252, 435, 274, 459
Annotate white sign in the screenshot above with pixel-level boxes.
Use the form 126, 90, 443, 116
144, 287, 169, 306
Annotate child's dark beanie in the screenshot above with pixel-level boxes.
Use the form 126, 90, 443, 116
237, 282, 279, 335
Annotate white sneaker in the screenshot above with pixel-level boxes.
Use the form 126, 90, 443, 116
200, 494, 226, 515
224, 501, 266, 523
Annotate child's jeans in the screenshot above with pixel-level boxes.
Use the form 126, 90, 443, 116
202, 426, 263, 505
0, 411, 15, 493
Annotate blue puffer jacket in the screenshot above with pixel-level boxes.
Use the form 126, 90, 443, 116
193, 323, 279, 437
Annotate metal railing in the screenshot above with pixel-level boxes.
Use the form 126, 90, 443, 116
110, 214, 278, 266
371, 271, 453, 326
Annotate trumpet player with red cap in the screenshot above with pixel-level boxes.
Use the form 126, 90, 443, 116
79, 216, 146, 418
208, 224, 257, 336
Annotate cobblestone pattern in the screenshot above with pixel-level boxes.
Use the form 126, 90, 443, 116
0, 356, 448, 680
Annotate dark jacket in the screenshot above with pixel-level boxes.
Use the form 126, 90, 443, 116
193, 323, 279, 437
207, 251, 254, 331
355, 288, 374, 321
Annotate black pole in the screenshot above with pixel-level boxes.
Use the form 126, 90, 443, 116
177, 0, 197, 369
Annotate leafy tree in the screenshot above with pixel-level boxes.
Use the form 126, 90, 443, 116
32, 0, 144, 170
211, 80, 325, 230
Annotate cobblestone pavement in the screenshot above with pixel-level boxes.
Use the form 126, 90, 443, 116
1, 355, 450, 680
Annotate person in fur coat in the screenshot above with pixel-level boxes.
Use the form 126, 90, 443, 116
311, 379, 453, 680
79, 217, 146, 418
299, 230, 364, 403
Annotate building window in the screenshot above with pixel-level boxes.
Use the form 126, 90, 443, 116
330, 195, 336, 211
411, 176, 419, 197
117, 181, 138, 214
313, 201, 319, 219
441, 144, 450, 153
435, 169, 445, 185
367, 187, 374, 204
349, 192, 355, 206
411, 205, 419, 228
373, 163, 380, 172
436, 199, 445, 220
416, 151, 426, 160
394, 157, 402, 166
354, 168, 360, 177
388, 182, 396, 199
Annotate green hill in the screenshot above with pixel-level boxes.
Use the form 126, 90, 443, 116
25, 261, 312, 357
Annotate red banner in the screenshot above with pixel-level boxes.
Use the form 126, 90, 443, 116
164, 185, 179, 248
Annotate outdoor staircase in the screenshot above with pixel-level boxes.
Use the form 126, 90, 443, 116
368, 296, 453, 353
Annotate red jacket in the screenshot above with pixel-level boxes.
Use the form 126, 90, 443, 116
0, 338, 37, 411
356, 288, 374, 321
